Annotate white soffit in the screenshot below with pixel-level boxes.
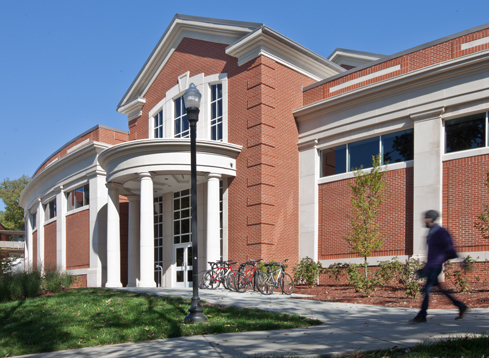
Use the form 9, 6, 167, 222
225, 28, 343, 80
119, 19, 254, 109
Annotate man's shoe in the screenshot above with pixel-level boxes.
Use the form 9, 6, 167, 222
455, 305, 468, 320
409, 314, 427, 323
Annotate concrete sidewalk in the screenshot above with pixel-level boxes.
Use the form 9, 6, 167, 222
19, 287, 489, 357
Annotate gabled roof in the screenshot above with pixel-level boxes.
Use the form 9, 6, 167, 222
327, 48, 386, 67
117, 14, 343, 112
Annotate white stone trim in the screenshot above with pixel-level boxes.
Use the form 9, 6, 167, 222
43, 217, 57, 226
118, 97, 146, 121
443, 146, 489, 162
318, 160, 413, 185
329, 65, 401, 93
461, 36, 489, 50
65, 205, 89, 217
67, 139, 90, 154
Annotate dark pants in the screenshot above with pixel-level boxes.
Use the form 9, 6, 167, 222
419, 267, 465, 317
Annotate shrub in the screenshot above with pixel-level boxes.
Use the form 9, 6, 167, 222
323, 262, 349, 283
23, 271, 42, 298
292, 257, 322, 287
346, 264, 382, 296
444, 255, 476, 292
43, 270, 75, 293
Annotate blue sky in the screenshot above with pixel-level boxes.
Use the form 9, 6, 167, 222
1, 0, 488, 212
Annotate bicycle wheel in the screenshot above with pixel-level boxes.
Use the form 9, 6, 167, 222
227, 270, 239, 291
203, 270, 220, 289
256, 271, 274, 295
235, 272, 248, 293
197, 270, 207, 289
280, 273, 294, 295
222, 270, 231, 290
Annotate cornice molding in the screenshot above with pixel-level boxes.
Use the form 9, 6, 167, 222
295, 49, 489, 122
225, 27, 342, 80
20, 142, 110, 209
118, 18, 255, 110
410, 107, 445, 122
117, 97, 146, 121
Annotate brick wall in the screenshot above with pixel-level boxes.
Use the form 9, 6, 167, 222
44, 221, 57, 270
32, 231, 38, 269
132, 37, 314, 268
66, 210, 90, 269
72, 274, 87, 288
443, 155, 489, 252
318, 167, 413, 260
304, 28, 489, 105
34, 127, 128, 176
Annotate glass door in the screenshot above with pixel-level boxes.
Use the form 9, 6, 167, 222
174, 243, 193, 287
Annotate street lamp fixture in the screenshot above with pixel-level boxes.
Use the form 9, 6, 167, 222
183, 83, 207, 324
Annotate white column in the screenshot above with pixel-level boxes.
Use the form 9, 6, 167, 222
138, 172, 156, 287
87, 173, 108, 287
298, 140, 319, 261
37, 199, 44, 272
206, 173, 221, 266
55, 186, 67, 271
411, 108, 444, 257
24, 212, 32, 271
105, 182, 122, 288
127, 195, 140, 287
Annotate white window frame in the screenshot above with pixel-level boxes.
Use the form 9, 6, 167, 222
148, 72, 228, 142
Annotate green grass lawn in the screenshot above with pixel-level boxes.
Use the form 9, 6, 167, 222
0, 288, 320, 357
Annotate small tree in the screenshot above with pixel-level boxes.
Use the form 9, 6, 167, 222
475, 171, 489, 240
345, 154, 391, 279
0, 175, 30, 232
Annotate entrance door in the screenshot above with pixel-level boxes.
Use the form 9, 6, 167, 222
174, 244, 193, 287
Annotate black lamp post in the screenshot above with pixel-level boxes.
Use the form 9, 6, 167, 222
183, 83, 207, 324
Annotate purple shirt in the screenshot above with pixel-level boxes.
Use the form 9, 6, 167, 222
425, 224, 457, 269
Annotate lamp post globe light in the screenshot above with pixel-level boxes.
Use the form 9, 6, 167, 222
183, 83, 207, 324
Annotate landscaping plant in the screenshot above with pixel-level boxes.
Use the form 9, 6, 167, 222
444, 255, 476, 292
344, 154, 391, 294
292, 257, 322, 287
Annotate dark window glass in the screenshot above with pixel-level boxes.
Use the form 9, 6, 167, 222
349, 137, 379, 171
320, 145, 346, 177
382, 129, 414, 164
446, 113, 486, 153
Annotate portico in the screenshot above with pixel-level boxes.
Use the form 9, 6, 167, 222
98, 138, 241, 288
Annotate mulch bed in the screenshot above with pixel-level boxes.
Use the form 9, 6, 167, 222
293, 282, 489, 309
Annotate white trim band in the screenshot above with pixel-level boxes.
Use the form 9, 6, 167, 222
330, 65, 401, 93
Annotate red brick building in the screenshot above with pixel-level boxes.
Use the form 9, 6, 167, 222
20, 15, 489, 287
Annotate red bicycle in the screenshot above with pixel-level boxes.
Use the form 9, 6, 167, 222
233, 259, 262, 292
203, 260, 236, 289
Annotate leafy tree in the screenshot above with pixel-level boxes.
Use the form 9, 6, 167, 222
0, 175, 30, 232
475, 171, 489, 240
345, 154, 391, 280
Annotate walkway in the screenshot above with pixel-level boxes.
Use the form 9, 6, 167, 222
19, 287, 489, 357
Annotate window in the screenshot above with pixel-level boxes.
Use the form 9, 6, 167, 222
154, 196, 163, 287
445, 113, 487, 153
67, 184, 89, 211
174, 96, 189, 138
211, 84, 223, 141
349, 137, 379, 171
319, 129, 414, 178
44, 199, 56, 220
154, 110, 163, 138
32, 212, 37, 230
382, 130, 414, 164
173, 189, 191, 244
320, 145, 346, 177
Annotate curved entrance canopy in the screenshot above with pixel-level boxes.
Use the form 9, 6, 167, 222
98, 138, 242, 195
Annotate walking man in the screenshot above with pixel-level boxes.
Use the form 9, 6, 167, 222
409, 210, 468, 323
